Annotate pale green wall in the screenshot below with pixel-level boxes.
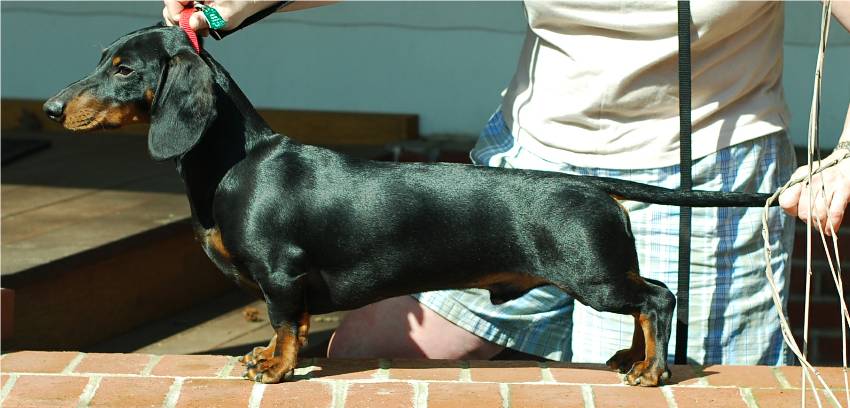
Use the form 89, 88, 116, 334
2, 1, 848, 147
784, 2, 850, 149
1, 1, 525, 139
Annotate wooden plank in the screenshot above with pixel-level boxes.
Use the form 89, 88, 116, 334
97, 292, 345, 358
2, 173, 181, 219
0, 288, 14, 341
2, 191, 188, 274
4, 222, 235, 351
1, 129, 190, 275
258, 109, 419, 145
0, 128, 232, 350
1, 131, 180, 195
2, 99, 418, 146
89, 290, 257, 353
134, 299, 271, 356
1, 185, 94, 218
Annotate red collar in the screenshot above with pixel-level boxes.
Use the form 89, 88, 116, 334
179, 8, 202, 53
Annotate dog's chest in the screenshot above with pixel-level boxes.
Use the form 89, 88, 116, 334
198, 227, 261, 295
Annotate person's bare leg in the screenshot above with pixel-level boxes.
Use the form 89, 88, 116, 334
327, 295, 505, 359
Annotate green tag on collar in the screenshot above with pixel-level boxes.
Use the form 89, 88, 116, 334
201, 7, 227, 30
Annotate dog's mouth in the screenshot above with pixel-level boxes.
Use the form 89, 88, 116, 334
63, 98, 148, 131
63, 109, 109, 131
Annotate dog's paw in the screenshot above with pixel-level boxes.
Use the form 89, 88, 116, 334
239, 346, 294, 384
606, 348, 644, 374
623, 360, 670, 387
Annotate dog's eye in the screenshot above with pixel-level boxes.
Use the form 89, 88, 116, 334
115, 66, 134, 77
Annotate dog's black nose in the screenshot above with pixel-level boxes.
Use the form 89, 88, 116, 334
43, 99, 66, 122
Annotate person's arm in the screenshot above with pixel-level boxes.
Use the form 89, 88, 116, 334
831, 0, 850, 31
277, 1, 335, 13
163, 1, 336, 33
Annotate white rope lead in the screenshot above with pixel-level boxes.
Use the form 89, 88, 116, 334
761, 2, 848, 407
762, 164, 842, 408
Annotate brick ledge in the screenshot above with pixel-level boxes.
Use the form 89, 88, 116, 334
1, 351, 847, 407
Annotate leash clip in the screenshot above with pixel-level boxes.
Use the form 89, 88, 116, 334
193, 3, 226, 40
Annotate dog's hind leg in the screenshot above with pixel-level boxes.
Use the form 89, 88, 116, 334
555, 200, 675, 385
553, 271, 675, 387
606, 312, 646, 373
616, 277, 675, 386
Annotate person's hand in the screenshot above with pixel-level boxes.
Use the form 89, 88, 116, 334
162, 1, 279, 35
162, 1, 193, 27
779, 148, 850, 236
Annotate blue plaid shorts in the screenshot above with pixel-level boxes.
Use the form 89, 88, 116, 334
414, 110, 796, 365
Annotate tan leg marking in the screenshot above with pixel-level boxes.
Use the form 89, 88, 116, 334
206, 228, 232, 262
297, 312, 311, 347
624, 313, 665, 386
241, 326, 301, 383
201, 228, 263, 295
606, 313, 646, 373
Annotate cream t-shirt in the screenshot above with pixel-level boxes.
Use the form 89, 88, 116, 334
502, 1, 789, 170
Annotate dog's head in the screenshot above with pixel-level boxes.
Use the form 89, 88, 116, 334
43, 25, 217, 161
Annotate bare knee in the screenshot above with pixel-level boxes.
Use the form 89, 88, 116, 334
327, 295, 504, 360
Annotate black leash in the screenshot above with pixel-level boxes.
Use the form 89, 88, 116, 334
675, 1, 692, 365
208, 1, 290, 40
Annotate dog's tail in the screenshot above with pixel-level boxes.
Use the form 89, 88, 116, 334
583, 176, 777, 207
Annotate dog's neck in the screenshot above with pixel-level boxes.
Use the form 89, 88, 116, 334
177, 54, 277, 229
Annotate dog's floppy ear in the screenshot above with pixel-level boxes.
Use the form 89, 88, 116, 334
148, 51, 217, 161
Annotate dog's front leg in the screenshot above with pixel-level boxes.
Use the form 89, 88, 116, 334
239, 268, 309, 383
241, 313, 309, 383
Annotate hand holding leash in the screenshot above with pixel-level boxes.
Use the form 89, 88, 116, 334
779, 146, 850, 236
779, 106, 850, 235
162, 1, 282, 38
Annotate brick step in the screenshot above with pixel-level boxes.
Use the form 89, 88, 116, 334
1, 352, 848, 407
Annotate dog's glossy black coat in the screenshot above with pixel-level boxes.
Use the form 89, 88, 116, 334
45, 25, 776, 385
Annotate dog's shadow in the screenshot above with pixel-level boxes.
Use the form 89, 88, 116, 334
204, 337, 707, 385
226, 357, 708, 385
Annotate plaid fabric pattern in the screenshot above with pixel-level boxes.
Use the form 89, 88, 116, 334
415, 110, 796, 365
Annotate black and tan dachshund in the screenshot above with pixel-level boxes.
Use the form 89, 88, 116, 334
44, 25, 775, 386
